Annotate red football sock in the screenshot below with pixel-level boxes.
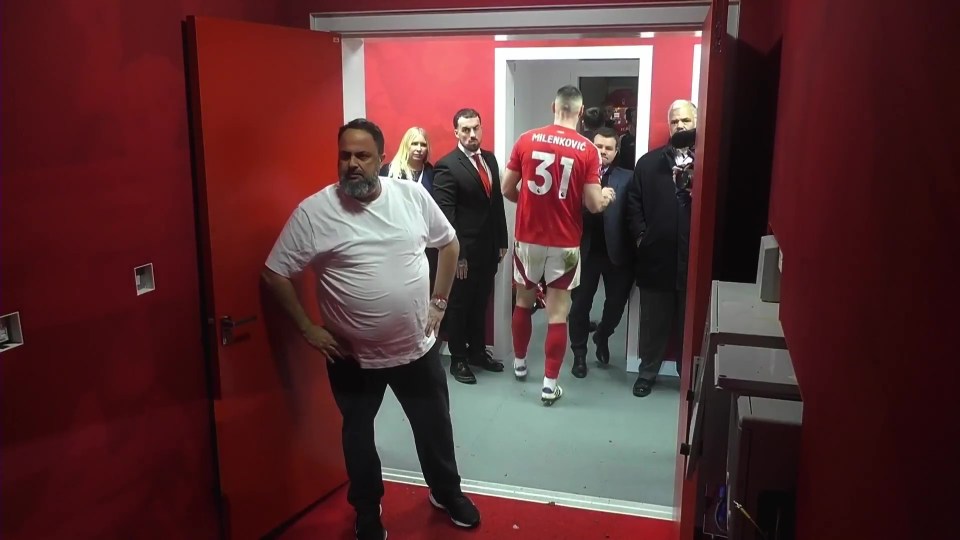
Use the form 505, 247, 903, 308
512, 306, 533, 359
544, 323, 567, 379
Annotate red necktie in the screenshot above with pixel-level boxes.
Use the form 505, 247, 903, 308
471, 154, 492, 196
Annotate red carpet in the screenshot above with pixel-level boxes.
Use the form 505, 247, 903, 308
279, 481, 675, 540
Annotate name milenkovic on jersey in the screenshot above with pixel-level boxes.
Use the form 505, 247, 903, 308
531, 132, 587, 151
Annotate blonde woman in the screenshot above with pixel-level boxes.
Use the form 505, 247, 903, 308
380, 126, 434, 193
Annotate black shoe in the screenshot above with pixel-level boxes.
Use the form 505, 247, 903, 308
571, 353, 587, 378
468, 349, 504, 372
429, 491, 480, 528
450, 359, 477, 384
355, 506, 387, 540
593, 333, 610, 365
633, 377, 653, 397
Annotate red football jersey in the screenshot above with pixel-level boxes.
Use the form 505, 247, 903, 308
506, 124, 602, 247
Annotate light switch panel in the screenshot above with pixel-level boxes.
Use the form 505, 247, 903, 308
135, 263, 156, 296
0, 312, 24, 353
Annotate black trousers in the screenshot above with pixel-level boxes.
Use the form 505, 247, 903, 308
569, 252, 634, 355
445, 258, 496, 359
326, 344, 462, 511
636, 287, 687, 382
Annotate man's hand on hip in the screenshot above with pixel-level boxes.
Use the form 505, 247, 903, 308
426, 304, 446, 337
302, 324, 346, 363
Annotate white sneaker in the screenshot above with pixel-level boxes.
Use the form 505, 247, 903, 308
540, 385, 563, 406
514, 362, 527, 380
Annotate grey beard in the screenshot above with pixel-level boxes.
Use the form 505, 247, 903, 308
340, 175, 379, 199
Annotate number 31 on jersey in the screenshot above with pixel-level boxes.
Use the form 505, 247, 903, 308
528, 151, 574, 199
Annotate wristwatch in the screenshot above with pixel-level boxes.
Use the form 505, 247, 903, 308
430, 295, 448, 311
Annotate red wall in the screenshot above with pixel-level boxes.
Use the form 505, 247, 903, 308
769, 0, 959, 538
647, 35, 698, 152
364, 36, 496, 161
364, 34, 700, 164
0, 2, 296, 539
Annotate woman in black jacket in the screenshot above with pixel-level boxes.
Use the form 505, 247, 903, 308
380, 126, 434, 190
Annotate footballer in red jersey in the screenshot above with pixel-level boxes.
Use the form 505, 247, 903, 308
501, 85, 616, 405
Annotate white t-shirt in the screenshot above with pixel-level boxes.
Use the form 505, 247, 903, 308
265, 178, 457, 369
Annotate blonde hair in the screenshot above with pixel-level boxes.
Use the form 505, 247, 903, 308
387, 127, 430, 180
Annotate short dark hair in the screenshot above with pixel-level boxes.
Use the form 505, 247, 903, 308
555, 85, 583, 114
556, 85, 582, 101
594, 127, 620, 146
582, 107, 603, 130
338, 118, 385, 155
453, 108, 481, 129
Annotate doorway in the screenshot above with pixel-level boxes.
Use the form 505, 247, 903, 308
493, 45, 653, 375
353, 38, 684, 519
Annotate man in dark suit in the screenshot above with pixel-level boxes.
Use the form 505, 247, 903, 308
433, 108, 509, 384
568, 127, 635, 378
625, 100, 696, 397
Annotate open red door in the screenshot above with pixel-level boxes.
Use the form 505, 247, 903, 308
184, 17, 347, 539
674, 1, 730, 539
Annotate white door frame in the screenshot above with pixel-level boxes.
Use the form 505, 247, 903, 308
311, 4, 711, 36
692, 43, 702, 106
491, 45, 653, 370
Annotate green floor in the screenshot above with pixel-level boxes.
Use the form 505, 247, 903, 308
374, 287, 681, 508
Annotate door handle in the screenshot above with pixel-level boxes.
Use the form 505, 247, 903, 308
220, 315, 257, 346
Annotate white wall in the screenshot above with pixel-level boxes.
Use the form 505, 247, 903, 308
509, 59, 642, 145
341, 38, 366, 121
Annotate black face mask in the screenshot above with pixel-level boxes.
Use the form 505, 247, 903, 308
669, 128, 697, 149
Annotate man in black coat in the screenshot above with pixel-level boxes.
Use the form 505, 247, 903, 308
432, 108, 509, 384
625, 100, 696, 397
568, 127, 635, 378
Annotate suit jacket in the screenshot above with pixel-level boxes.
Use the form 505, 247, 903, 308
625, 145, 693, 291
379, 162, 435, 194
581, 166, 633, 266
432, 147, 508, 265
